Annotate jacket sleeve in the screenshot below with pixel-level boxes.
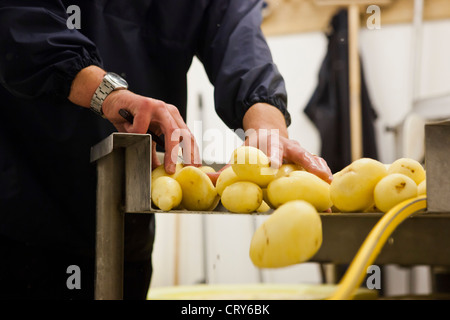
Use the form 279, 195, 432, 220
0, 0, 102, 100
196, 0, 291, 131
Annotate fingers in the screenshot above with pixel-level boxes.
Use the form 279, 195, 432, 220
151, 141, 161, 170
206, 172, 220, 186
129, 100, 200, 173
243, 129, 332, 182
266, 133, 283, 169
283, 139, 333, 183
103, 91, 199, 175
206, 164, 231, 186
166, 104, 201, 167
163, 120, 182, 174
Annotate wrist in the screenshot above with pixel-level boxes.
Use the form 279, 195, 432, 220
243, 103, 289, 138
68, 65, 106, 108
90, 72, 128, 117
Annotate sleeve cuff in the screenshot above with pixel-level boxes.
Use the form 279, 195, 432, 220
54, 54, 103, 100
242, 95, 292, 128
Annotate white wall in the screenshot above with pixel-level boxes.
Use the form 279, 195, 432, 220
150, 19, 450, 297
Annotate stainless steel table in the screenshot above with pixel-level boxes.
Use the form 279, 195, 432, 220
90, 123, 450, 299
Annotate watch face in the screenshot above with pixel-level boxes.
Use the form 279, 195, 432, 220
107, 72, 128, 88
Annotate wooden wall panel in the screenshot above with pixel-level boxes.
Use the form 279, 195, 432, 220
262, 0, 450, 36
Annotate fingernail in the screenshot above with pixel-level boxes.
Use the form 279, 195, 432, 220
166, 163, 176, 174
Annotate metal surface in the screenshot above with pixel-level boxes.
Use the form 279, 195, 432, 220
94, 148, 125, 300
425, 119, 450, 212
312, 211, 450, 266
124, 136, 152, 213
91, 133, 152, 299
90, 132, 151, 163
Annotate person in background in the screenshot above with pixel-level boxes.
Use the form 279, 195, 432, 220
0, 0, 332, 299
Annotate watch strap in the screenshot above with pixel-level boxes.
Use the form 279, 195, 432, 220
90, 79, 115, 117
90, 72, 128, 117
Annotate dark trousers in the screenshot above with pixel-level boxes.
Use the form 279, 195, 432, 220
0, 235, 152, 300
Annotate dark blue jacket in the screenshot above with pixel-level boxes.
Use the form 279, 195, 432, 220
0, 0, 289, 258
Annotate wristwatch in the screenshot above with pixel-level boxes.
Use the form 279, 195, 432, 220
90, 72, 128, 117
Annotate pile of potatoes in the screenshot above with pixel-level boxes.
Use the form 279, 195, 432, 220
218, 145, 334, 213
151, 145, 426, 215
150, 145, 426, 269
151, 163, 220, 211
151, 145, 334, 214
330, 157, 426, 214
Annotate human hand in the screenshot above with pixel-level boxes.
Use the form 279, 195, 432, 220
102, 89, 201, 173
207, 129, 333, 185
238, 103, 332, 183
243, 128, 333, 183
67, 66, 201, 174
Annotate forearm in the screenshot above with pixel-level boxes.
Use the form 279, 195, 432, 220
68, 65, 106, 108
242, 103, 289, 138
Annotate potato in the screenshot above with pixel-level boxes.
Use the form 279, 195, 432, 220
330, 158, 388, 212
288, 170, 310, 178
262, 188, 276, 209
151, 163, 183, 181
374, 173, 418, 213
418, 179, 426, 196
230, 146, 276, 187
207, 194, 221, 211
249, 200, 322, 268
151, 176, 182, 211
387, 158, 426, 185
215, 166, 241, 196
221, 181, 263, 213
199, 166, 216, 174
363, 203, 380, 213
274, 163, 305, 179
256, 200, 271, 213
267, 171, 332, 212
174, 166, 218, 211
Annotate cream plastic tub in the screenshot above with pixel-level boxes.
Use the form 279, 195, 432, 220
147, 283, 378, 300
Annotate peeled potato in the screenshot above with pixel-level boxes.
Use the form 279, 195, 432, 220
418, 179, 426, 196
221, 181, 263, 213
330, 158, 388, 212
151, 163, 183, 181
274, 163, 305, 179
363, 203, 380, 213
215, 166, 241, 196
175, 166, 218, 211
199, 166, 216, 174
151, 176, 182, 211
374, 173, 418, 213
267, 171, 332, 212
249, 200, 322, 268
387, 158, 426, 185
288, 170, 310, 178
230, 146, 276, 187
207, 194, 221, 211
256, 200, 271, 213
262, 188, 276, 209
